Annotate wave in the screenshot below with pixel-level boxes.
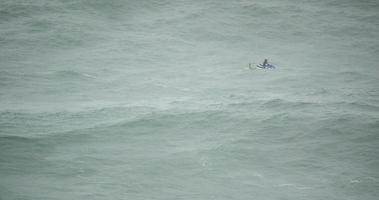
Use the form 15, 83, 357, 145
0, 71, 15, 86
51, 70, 96, 80
0, 105, 156, 137
0, 135, 32, 143
331, 101, 379, 112
0, 70, 97, 89
335, 71, 373, 81
105, 109, 230, 132
225, 98, 319, 112
0, 108, 234, 156
256, 97, 379, 114
260, 98, 320, 110
367, 120, 379, 130
0, 2, 50, 20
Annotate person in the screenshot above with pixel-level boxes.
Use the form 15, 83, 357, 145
263, 59, 268, 66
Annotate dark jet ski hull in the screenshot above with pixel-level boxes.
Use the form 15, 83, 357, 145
257, 64, 275, 69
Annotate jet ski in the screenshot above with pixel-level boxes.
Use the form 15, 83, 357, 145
256, 63, 275, 69
256, 59, 275, 69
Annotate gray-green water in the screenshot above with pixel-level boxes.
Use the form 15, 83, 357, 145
1, 0, 379, 199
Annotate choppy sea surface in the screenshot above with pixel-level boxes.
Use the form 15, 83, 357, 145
1, 0, 379, 199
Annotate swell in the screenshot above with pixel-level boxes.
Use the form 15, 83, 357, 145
334, 71, 376, 82
51, 70, 96, 81
0, 108, 233, 141
229, 97, 379, 113
331, 101, 379, 112
225, 98, 379, 130
0, 105, 156, 137
0, 0, 117, 52
0, 1, 57, 21
259, 98, 322, 111
0, 70, 98, 91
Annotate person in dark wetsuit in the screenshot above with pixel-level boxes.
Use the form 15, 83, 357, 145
263, 59, 268, 67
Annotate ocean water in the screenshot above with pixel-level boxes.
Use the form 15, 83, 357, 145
1, 0, 379, 199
